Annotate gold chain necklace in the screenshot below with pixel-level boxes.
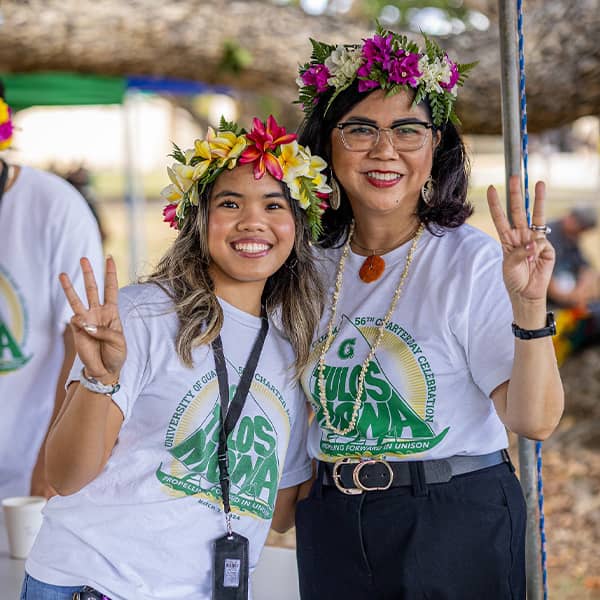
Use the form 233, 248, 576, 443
317, 221, 425, 436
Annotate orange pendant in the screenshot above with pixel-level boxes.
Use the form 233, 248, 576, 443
359, 255, 385, 283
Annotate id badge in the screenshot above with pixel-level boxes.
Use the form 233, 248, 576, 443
212, 532, 249, 600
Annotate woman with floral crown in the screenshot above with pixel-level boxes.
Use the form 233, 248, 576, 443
287, 28, 564, 599
21, 116, 329, 600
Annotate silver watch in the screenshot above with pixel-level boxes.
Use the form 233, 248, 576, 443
79, 368, 120, 396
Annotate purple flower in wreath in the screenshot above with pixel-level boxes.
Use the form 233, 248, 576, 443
388, 52, 421, 87
0, 120, 13, 144
440, 56, 460, 91
357, 78, 381, 93
361, 34, 394, 71
357, 34, 395, 92
301, 64, 331, 94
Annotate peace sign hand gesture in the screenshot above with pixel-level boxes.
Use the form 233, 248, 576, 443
59, 256, 126, 384
487, 175, 555, 306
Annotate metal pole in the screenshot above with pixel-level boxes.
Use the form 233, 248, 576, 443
123, 91, 146, 282
497, 2, 543, 599
498, 1, 521, 188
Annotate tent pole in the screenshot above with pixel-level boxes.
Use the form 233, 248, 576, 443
497, 2, 543, 598
122, 91, 146, 282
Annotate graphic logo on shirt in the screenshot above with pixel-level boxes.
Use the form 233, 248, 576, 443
306, 314, 448, 457
0, 266, 31, 374
155, 365, 288, 521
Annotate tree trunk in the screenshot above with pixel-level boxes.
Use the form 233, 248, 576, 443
0, 0, 598, 133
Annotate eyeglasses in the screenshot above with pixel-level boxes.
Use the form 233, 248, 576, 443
336, 120, 435, 152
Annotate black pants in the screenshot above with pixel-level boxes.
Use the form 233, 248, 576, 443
295, 463, 526, 600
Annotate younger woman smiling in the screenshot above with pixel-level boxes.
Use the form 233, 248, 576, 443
21, 116, 329, 600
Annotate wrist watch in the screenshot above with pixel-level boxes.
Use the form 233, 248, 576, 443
79, 368, 120, 396
512, 311, 556, 340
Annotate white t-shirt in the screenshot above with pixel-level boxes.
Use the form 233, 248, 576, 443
0, 166, 104, 498
27, 284, 311, 600
301, 224, 514, 462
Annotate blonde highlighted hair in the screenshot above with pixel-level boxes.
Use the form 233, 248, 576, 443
145, 180, 323, 373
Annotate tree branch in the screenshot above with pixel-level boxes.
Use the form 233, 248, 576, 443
0, 0, 598, 133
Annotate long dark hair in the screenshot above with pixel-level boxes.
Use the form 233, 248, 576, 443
297, 81, 472, 247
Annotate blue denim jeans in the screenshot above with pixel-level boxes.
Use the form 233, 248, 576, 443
20, 573, 101, 600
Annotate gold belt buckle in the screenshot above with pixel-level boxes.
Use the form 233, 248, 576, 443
332, 457, 394, 494
332, 457, 362, 495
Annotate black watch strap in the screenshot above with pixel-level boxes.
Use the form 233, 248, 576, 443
512, 311, 556, 339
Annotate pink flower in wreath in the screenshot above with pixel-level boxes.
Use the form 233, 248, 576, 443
316, 191, 330, 211
388, 52, 421, 87
360, 34, 394, 72
301, 64, 331, 94
162, 204, 179, 229
239, 115, 297, 180
0, 120, 13, 148
440, 56, 460, 91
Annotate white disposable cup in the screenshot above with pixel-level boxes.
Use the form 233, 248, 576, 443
2, 496, 46, 559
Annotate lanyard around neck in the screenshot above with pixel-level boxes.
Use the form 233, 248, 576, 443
0, 159, 10, 206
211, 310, 269, 534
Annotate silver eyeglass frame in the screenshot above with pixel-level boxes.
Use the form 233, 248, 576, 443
336, 120, 435, 152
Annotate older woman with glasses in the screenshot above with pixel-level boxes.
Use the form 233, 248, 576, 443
283, 29, 564, 600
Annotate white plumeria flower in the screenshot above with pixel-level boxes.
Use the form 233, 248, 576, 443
325, 45, 362, 89
167, 165, 193, 193
299, 146, 328, 176
312, 172, 332, 193
160, 184, 183, 203
288, 178, 312, 210
418, 56, 446, 94
324, 45, 346, 72
439, 57, 454, 86
279, 141, 311, 181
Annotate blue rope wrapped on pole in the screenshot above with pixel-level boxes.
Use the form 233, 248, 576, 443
516, 0, 549, 597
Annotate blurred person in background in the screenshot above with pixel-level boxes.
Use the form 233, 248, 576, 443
0, 79, 104, 499
547, 206, 600, 361
64, 165, 108, 244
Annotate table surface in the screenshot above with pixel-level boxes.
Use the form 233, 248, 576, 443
0, 512, 299, 600
0, 512, 26, 598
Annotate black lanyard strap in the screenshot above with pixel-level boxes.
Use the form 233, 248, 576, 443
0, 159, 10, 206
211, 310, 269, 530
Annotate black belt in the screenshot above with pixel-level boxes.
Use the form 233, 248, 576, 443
320, 450, 510, 495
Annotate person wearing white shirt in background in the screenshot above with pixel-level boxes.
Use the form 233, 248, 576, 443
0, 80, 104, 500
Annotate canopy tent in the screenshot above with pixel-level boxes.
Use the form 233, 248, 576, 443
2, 73, 126, 110
1, 71, 231, 280
1, 72, 230, 110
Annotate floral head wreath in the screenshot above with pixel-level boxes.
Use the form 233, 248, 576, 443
297, 25, 476, 127
0, 97, 14, 150
160, 115, 331, 239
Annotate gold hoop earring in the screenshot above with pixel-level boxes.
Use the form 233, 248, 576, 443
330, 177, 341, 211
421, 176, 435, 206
